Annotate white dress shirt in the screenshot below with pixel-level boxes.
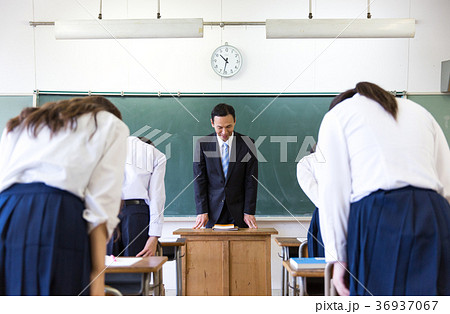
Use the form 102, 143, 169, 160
317, 94, 450, 263
296, 152, 319, 207
0, 111, 129, 238
122, 136, 166, 237
217, 132, 234, 159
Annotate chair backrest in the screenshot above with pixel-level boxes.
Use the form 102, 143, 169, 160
299, 240, 308, 258
105, 285, 123, 296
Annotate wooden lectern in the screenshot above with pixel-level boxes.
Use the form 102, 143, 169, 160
173, 228, 278, 296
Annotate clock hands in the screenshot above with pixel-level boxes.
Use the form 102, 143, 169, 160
220, 54, 229, 72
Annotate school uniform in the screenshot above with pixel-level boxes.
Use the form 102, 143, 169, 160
317, 94, 450, 295
0, 112, 129, 295
107, 136, 166, 256
296, 153, 324, 257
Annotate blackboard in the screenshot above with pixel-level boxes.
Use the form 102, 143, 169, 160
407, 95, 450, 143
37, 94, 332, 217
0, 95, 34, 133
4, 93, 448, 217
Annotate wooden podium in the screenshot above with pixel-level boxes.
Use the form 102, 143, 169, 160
173, 228, 278, 296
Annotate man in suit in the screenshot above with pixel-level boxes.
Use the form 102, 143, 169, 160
193, 103, 258, 229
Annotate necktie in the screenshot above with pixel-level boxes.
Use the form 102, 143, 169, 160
222, 142, 229, 178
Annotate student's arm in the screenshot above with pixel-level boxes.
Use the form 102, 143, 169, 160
83, 117, 128, 294
317, 113, 352, 296
89, 223, 107, 296
297, 153, 319, 207
137, 148, 166, 257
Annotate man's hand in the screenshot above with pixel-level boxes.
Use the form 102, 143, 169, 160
136, 236, 158, 257
193, 213, 208, 229
333, 261, 350, 296
244, 214, 257, 229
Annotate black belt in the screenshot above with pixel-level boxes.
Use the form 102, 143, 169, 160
124, 199, 147, 206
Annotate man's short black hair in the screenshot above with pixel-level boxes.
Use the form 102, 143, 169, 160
211, 103, 235, 122
138, 136, 154, 146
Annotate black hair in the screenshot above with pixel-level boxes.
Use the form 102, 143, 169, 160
138, 136, 154, 146
211, 103, 236, 122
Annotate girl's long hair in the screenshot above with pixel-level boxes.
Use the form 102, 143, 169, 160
329, 81, 398, 119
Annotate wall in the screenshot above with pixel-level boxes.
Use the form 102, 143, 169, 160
1, 0, 450, 94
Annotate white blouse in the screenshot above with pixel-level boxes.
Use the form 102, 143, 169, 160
122, 136, 166, 237
317, 94, 450, 263
296, 152, 319, 208
0, 111, 130, 238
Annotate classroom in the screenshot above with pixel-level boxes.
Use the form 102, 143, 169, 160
1, 0, 449, 297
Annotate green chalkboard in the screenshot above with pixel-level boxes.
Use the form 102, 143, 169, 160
407, 95, 450, 143
0, 96, 34, 133
30, 93, 450, 217
37, 94, 332, 217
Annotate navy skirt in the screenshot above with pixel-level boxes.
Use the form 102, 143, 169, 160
107, 203, 149, 257
0, 183, 91, 295
307, 207, 325, 258
347, 186, 450, 296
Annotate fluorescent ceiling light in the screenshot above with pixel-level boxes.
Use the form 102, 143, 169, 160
55, 18, 204, 39
266, 18, 415, 38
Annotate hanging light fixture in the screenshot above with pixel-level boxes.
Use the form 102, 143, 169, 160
266, 18, 415, 38
55, 18, 204, 39
266, 0, 415, 39
54, 0, 203, 39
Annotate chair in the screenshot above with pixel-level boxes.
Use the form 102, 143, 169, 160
324, 262, 337, 296
298, 240, 325, 296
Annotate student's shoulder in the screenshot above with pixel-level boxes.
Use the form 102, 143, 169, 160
95, 111, 129, 135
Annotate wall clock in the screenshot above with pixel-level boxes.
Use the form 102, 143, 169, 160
211, 43, 242, 77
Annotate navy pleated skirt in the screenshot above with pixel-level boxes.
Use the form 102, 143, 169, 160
0, 183, 91, 295
107, 203, 149, 257
307, 207, 325, 258
347, 186, 450, 296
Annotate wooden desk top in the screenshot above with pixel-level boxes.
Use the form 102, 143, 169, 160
275, 237, 302, 247
105, 256, 168, 274
159, 237, 186, 247
282, 260, 325, 278
173, 228, 278, 236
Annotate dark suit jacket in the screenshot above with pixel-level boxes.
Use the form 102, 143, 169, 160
193, 132, 258, 228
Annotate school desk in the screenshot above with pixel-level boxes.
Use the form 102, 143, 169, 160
173, 228, 278, 295
105, 256, 168, 296
275, 237, 302, 296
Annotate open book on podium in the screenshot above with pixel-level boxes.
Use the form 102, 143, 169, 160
212, 224, 239, 231
289, 257, 326, 270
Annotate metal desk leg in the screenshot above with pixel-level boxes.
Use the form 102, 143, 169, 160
282, 247, 290, 296
154, 270, 162, 296
325, 262, 334, 296
292, 276, 298, 296
156, 244, 164, 296
281, 247, 286, 296
142, 273, 151, 296
175, 246, 182, 296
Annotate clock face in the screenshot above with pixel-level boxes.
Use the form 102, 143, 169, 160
211, 44, 242, 77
